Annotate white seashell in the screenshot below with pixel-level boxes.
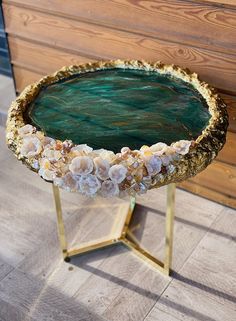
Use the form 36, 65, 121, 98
140, 145, 152, 157
69, 156, 93, 175
94, 149, 116, 162
121, 147, 130, 154
79, 174, 101, 196
38, 168, 55, 181
42, 148, 62, 161
144, 155, 162, 176
150, 142, 167, 155
100, 180, 119, 197
71, 144, 93, 154
172, 140, 191, 155
163, 146, 177, 163
121, 146, 131, 157
54, 172, 79, 191
160, 155, 171, 166
109, 164, 127, 184
18, 124, 35, 137
20, 136, 42, 158
40, 158, 51, 170
42, 136, 56, 147
164, 146, 176, 156
94, 157, 110, 180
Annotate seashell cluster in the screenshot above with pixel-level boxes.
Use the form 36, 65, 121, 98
16, 124, 193, 198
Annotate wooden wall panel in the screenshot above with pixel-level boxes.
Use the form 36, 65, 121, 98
222, 94, 236, 133
13, 65, 41, 92
216, 132, 236, 166
4, 0, 236, 55
179, 180, 236, 209
199, 0, 236, 7
180, 160, 236, 200
2, 0, 236, 207
8, 37, 93, 74
3, 4, 236, 92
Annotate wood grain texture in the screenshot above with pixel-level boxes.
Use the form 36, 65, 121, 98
13, 65, 42, 92
197, 0, 236, 7
0, 297, 37, 321
146, 207, 236, 321
8, 36, 94, 74
0, 269, 94, 321
180, 181, 236, 208
152, 280, 235, 321
216, 131, 236, 165
188, 160, 236, 198
0, 259, 13, 282
179, 180, 236, 209
3, 4, 236, 92
221, 93, 236, 133
3, 0, 236, 55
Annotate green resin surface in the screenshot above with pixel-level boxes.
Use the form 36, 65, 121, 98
28, 69, 210, 153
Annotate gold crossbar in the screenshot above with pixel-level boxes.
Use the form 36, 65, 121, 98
52, 184, 176, 275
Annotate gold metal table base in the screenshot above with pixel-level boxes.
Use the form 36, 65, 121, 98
52, 184, 175, 276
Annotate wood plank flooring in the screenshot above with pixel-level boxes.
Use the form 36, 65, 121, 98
0, 126, 235, 321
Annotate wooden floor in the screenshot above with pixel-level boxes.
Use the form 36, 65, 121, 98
0, 125, 235, 321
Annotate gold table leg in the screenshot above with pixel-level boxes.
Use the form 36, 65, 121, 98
52, 184, 69, 260
52, 183, 175, 275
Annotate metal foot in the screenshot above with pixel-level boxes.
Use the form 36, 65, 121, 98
64, 256, 71, 263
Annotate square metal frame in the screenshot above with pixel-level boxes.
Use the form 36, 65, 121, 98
52, 183, 175, 276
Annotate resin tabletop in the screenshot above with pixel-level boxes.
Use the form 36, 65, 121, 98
27, 69, 210, 153
6, 61, 227, 197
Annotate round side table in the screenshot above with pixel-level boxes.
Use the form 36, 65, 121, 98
6, 60, 228, 275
